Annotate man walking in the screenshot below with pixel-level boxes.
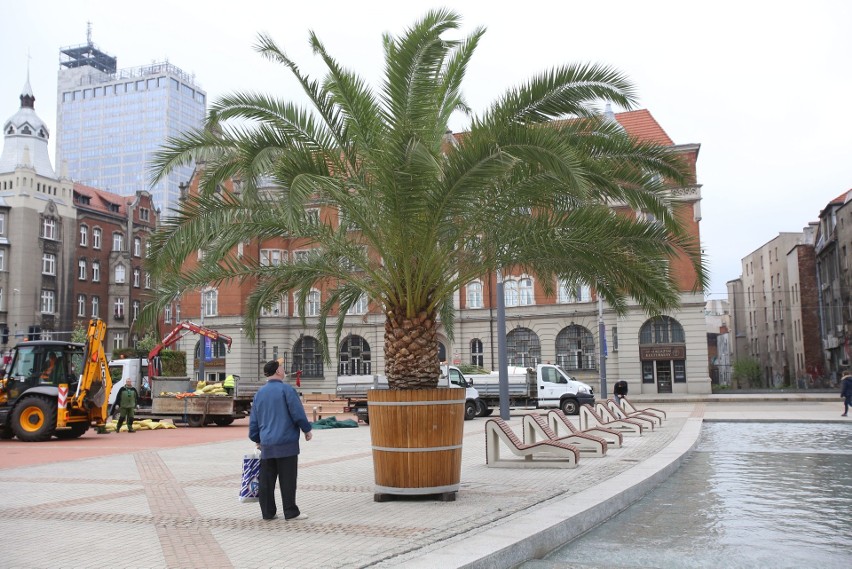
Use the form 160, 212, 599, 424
841, 374, 852, 417
249, 359, 313, 520
111, 379, 139, 433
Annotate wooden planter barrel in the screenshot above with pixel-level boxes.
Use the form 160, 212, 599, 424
368, 388, 465, 501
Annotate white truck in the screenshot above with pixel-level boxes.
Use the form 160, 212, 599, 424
464, 363, 595, 416
337, 366, 483, 424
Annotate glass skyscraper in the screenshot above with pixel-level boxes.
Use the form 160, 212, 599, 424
55, 38, 206, 215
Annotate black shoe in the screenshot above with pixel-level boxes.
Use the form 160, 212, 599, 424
128, 429, 135, 433
263, 514, 278, 520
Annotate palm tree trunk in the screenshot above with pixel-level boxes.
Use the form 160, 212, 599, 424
384, 309, 440, 389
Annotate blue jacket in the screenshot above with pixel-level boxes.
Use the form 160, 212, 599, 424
841, 377, 852, 398
249, 379, 312, 459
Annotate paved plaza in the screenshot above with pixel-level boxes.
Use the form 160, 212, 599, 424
0, 396, 844, 569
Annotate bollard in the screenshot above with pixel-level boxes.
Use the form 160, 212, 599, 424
318, 405, 322, 420
312, 406, 318, 422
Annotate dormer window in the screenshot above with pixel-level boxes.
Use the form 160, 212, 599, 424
21, 126, 31, 135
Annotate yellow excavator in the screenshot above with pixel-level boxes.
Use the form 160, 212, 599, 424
0, 319, 112, 441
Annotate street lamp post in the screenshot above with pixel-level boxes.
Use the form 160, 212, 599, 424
496, 269, 510, 420
598, 296, 608, 399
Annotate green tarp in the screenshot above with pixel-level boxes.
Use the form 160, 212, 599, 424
310, 416, 359, 429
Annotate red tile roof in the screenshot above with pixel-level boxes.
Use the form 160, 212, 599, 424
73, 183, 128, 215
615, 109, 674, 146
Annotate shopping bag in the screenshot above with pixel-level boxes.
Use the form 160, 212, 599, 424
239, 450, 261, 503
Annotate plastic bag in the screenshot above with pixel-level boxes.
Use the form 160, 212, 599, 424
239, 450, 261, 503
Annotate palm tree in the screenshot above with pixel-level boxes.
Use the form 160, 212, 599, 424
146, 9, 706, 390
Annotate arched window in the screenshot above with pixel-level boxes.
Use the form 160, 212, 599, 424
293, 335, 324, 377
555, 325, 596, 370
307, 289, 321, 316
339, 335, 371, 375
506, 327, 541, 367
519, 277, 534, 305
470, 338, 484, 367
467, 281, 483, 309
504, 280, 519, 307
639, 316, 685, 344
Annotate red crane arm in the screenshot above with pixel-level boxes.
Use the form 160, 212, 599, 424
148, 321, 233, 375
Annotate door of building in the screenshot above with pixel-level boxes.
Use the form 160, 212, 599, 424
656, 361, 672, 393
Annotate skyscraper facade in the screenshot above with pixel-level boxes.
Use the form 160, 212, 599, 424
55, 37, 206, 215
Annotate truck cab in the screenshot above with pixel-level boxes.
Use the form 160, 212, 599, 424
108, 358, 150, 407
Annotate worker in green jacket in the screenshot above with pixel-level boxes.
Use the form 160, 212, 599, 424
112, 379, 139, 433
224, 374, 235, 395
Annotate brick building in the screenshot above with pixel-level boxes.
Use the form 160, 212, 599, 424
72, 184, 158, 351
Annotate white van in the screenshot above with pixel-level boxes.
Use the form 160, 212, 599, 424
107, 358, 150, 406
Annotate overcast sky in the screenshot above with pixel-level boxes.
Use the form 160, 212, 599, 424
2, 0, 850, 298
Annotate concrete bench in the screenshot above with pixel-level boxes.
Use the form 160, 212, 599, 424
621, 397, 667, 422
605, 398, 662, 428
522, 414, 607, 456
547, 409, 623, 448
580, 404, 643, 436
485, 418, 579, 468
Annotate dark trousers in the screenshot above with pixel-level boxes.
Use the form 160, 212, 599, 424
259, 455, 299, 519
844, 396, 851, 415
116, 408, 135, 431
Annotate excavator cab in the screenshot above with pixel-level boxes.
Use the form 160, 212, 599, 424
4, 343, 83, 397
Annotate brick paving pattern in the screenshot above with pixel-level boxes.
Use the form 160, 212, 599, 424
0, 399, 841, 569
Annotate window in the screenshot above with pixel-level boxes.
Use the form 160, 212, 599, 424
78, 259, 86, 280
114, 297, 125, 319
115, 264, 126, 284
91, 296, 99, 317
467, 282, 483, 309
41, 218, 57, 240
471, 338, 484, 367
92, 261, 100, 282
338, 335, 371, 375
112, 233, 124, 252
556, 325, 597, 370
80, 225, 88, 246
306, 208, 320, 225
346, 294, 368, 315
293, 250, 310, 263
639, 316, 685, 344
260, 249, 286, 266
505, 327, 541, 367
93, 228, 102, 249
40, 290, 55, 314
139, 208, 150, 221
42, 253, 56, 276
504, 280, 519, 307
133, 237, 142, 257
0, 249, 5, 271
132, 300, 140, 322
307, 290, 321, 317
77, 294, 86, 317
292, 335, 324, 377
113, 333, 124, 351
261, 297, 283, 317
145, 272, 151, 289
519, 278, 534, 306
164, 305, 172, 324
133, 268, 140, 287
202, 289, 218, 317
0, 212, 5, 234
